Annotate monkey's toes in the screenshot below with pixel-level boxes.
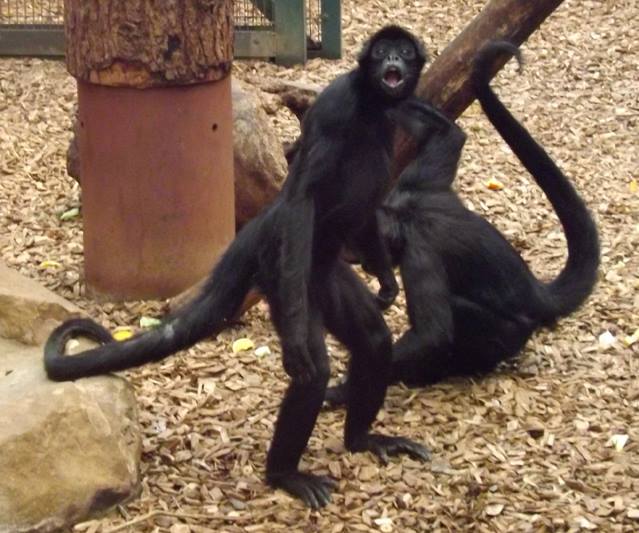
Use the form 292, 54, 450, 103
267, 471, 337, 509
360, 433, 432, 465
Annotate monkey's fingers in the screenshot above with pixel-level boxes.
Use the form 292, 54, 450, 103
376, 286, 399, 310
324, 382, 348, 409
282, 347, 317, 383
362, 433, 432, 464
268, 472, 337, 509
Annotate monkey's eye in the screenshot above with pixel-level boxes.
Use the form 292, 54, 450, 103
399, 42, 416, 60
372, 45, 387, 59
372, 39, 391, 59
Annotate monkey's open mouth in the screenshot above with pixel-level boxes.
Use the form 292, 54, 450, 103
383, 67, 404, 89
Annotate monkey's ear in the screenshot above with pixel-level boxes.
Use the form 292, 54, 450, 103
413, 37, 428, 66
357, 37, 374, 66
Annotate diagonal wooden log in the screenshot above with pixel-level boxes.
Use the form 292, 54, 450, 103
394, 0, 565, 173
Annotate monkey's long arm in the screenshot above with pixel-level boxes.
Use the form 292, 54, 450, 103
272, 133, 344, 381
350, 215, 399, 309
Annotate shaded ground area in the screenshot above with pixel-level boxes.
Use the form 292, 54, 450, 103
1, 0, 638, 530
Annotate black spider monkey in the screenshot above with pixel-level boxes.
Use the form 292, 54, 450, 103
326, 41, 599, 404
44, 26, 430, 508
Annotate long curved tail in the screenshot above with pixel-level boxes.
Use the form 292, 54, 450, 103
472, 41, 599, 318
45, 223, 259, 381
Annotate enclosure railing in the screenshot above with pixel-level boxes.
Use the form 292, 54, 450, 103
0, 0, 341, 65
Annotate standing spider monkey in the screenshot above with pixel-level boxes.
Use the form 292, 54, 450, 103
44, 26, 430, 508
327, 41, 599, 404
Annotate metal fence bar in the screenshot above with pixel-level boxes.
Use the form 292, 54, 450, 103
319, 0, 340, 58
0, 26, 64, 56
274, 0, 307, 65
0, 0, 339, 63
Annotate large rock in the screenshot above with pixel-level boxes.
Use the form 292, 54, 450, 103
0, 265, 142, 531
0, 263, 82, 345
0, 340, 141, 532
231, 78, 286, 227
67, 78, 287, 230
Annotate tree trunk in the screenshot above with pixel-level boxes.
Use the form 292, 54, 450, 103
394, 0, 565, 172
64, 0, 233, 88
66, 0, 236, 300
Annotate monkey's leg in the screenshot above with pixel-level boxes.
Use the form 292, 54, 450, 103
448, 296, 533, 375
395, 296, 531, 385
265, 295, 336, 508
321, 262, 430, 463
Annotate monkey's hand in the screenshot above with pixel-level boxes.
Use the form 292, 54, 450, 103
267, 471, 337, 509
324, 380, 348, 409
348, 433, 431, 465
376, 278, 399, 310
388, 98, 452, 144
281, 339, 317, 383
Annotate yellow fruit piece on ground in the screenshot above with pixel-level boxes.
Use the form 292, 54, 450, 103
113, 327, 135, 341
232, 338, 254, 353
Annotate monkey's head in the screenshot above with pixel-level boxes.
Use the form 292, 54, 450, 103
358, 25, 427, 102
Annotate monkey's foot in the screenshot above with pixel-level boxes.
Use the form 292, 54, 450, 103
324, 382, 348, 409
350, 433, 431, 465
376, 286, 399, 310
267, 471, 337, 509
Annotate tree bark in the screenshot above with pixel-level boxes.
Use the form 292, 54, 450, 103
66, 0, 236, 300
64, 0, 233, 88
394, 0, 565, 171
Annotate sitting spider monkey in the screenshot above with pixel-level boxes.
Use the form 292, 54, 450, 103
44, 26, 430, 508
326, 41, 599, 404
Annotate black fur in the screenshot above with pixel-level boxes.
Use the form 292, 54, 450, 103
328, 41, 599, 404
44, 26, 430, 508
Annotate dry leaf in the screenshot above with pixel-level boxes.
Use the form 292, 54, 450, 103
623, 328, 639, 346
485, 503, 504, 516
607, 434, 629, 451
254, 345, 272, 357
598, 330, 616, 348
139, 316, 162, 328
39, 259, 61, 269
59, 206, 80, 220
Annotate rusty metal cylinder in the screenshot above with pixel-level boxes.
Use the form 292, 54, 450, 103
77, 79, 234, 300
64, 0, 235, 300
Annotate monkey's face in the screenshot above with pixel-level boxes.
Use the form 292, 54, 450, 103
359, 26, 427, 102
371, 38, 420, 98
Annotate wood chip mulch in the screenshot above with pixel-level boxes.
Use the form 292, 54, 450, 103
1, 0, 638, 531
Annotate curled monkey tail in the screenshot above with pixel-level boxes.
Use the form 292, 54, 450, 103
472, 41, 599, 319
44, 224, 259, 381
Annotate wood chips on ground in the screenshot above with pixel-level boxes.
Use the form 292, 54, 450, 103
1, 0, 638, 531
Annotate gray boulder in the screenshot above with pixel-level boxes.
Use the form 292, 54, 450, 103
0, 264, 141, 532
0, 262, 81, 346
